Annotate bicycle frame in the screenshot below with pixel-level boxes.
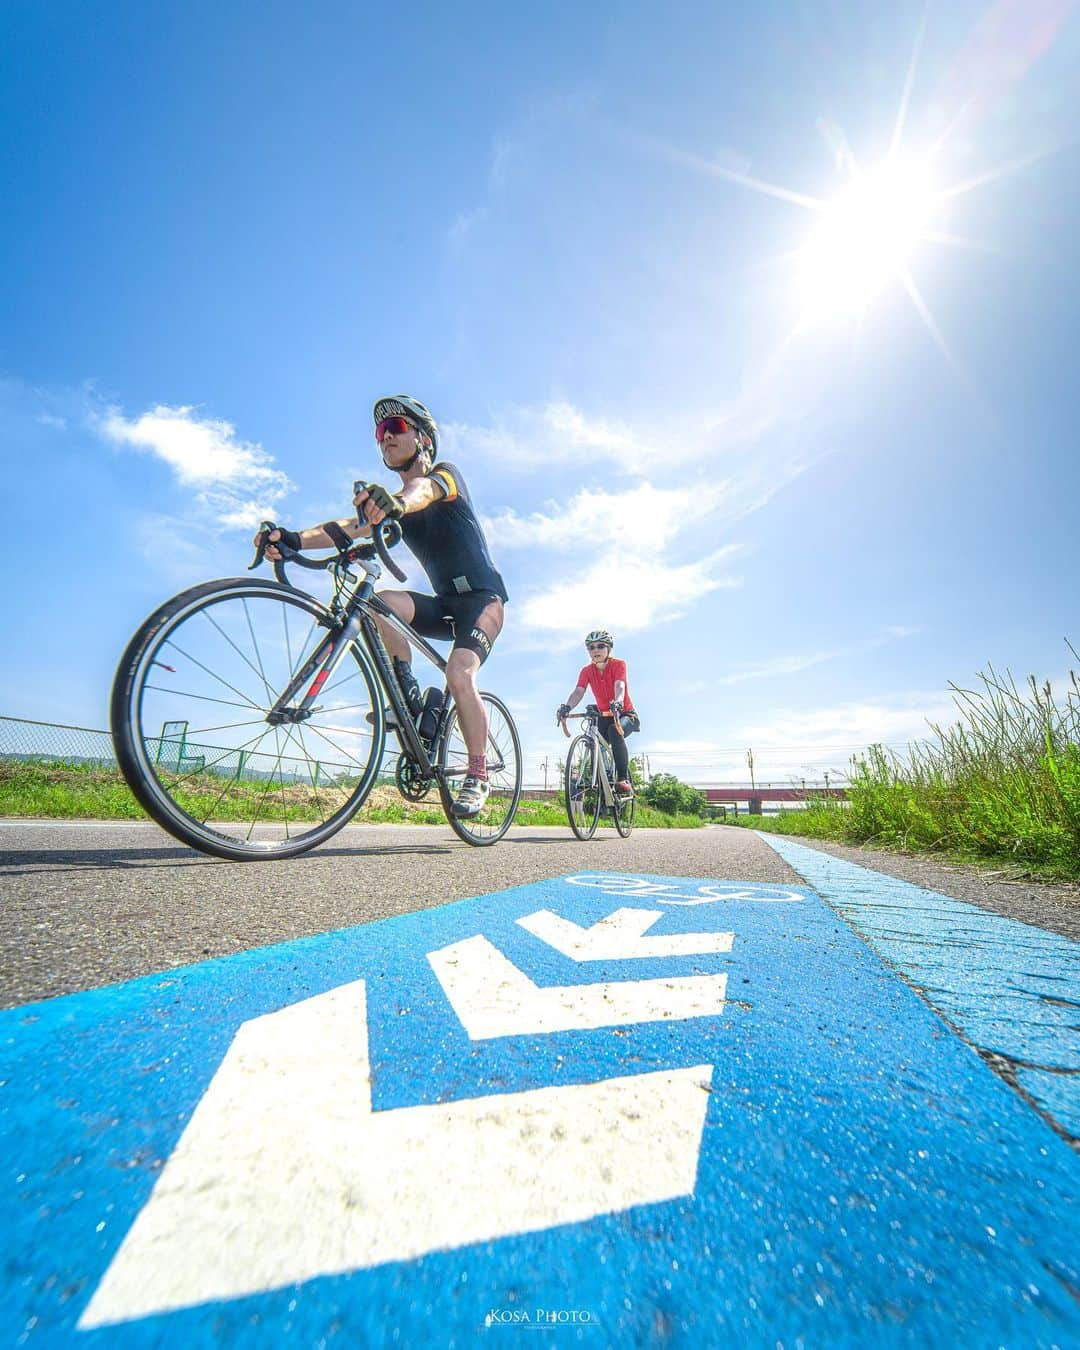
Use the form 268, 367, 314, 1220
561, 708, 618, 808
264, 555, 484, 786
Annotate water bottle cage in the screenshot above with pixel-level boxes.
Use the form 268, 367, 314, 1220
417, 687, 446, 743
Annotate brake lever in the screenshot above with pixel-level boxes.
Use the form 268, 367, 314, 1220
353, 481, 407, 583
249, 520, 275, 571
250, 520, 295, 584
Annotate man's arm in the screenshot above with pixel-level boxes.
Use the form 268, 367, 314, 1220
258, 516, 370, 560
355, 474, 445, 526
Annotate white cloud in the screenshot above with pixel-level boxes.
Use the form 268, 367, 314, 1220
483, 481, 728, 553
97, 404, 293, 528
443, 402, 654, 473
443, 398, 822, 530
624, 690, 956, 783
737, 692, 957, 755
515, 546, 740, 643
444, 399, 790, 478
712, 626, 922, 686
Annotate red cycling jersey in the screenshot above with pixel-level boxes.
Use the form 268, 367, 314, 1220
576, 657, 635, 715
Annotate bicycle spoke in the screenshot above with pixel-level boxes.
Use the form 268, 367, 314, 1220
143, 684, 259, 713
242, 726, 293, 841
158, 724, 275, 795
319, 665, 364, 698
286, 722, 329, 822
163, 637, 265, 713
299, 717, 378, 772
181, 717, 271, 738
163, 723, 282, 826
200, 601, 275, 705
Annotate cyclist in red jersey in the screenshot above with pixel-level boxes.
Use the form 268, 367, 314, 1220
556, 629, 640, 795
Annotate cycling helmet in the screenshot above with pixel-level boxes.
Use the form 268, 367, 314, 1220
372, 394, 440, 456
585, 629, 614, 649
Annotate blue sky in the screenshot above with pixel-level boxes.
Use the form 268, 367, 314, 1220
3, 0, 1079, 786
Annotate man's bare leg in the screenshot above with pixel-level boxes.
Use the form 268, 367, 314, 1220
447, 599, 504, 762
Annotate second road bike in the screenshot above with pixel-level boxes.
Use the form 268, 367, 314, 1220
558, 705, 636, 841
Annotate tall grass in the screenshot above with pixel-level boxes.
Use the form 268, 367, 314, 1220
738, 649, 1080, 881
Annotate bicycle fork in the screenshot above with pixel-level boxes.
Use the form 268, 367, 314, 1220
264, 611, 366, 726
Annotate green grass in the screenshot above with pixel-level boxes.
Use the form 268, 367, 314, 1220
512, 797, 704, 829
725, 654, 1080, 882
0, 760, 704, 829
0, 761, 148, 820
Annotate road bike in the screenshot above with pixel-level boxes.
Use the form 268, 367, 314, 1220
558, 705, 635, 840
110, 520, 522, 859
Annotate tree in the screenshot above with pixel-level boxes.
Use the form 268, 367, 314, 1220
643, 773, 705, 817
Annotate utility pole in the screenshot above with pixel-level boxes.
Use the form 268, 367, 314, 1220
747, 748, 755, 791
540, 756, 552, 791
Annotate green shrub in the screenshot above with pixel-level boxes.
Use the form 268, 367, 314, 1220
643, 773, 705, 817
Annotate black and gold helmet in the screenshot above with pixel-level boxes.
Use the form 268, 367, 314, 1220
372, 394, 439, 455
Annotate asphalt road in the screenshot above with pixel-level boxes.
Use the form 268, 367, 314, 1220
4, 818, 1079, 1345
3, 820, 1078, 1009
1, 820, 804, 1007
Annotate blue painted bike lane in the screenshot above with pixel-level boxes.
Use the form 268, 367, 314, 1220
759, 833, 1080, 1140
3, 870, 1078, 1347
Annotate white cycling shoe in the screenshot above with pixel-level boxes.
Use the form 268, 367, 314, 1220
452, 775, 490, 818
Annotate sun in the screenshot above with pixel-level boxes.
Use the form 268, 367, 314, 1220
797, 156, 941, 321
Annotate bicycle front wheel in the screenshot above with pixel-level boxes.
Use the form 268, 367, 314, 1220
565, 735, 601, 841
614, 787, 636, 838
111, 577, 385, 860
437, 691, 522, 845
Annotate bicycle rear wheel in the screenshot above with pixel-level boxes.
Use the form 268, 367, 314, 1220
565, 735, 601, 841
110, 577, 385, 860
437, 691, 522, 845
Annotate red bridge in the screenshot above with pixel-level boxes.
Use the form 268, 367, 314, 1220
702, 785, 847, 816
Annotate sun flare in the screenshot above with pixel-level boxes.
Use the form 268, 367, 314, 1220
798, 157, 940, 320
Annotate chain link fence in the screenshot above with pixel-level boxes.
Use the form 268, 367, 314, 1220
0, 715, 117, 768
0, 715, 379, 787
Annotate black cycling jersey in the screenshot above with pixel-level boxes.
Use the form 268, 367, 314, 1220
401, 462, 508, 602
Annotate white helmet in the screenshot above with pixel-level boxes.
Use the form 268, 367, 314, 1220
585, 629, 613, 648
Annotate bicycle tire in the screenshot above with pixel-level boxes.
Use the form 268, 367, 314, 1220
614, 787, 636, 838
437, 691, 522, 845
110, 577, 385, 860
565, 734, 601, 841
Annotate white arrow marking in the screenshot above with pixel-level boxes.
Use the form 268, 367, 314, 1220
428, 936, 729, 1039
518, 907, 735, 961
78, 981, 713, 1329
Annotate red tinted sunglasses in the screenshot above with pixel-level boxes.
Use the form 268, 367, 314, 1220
375, 416, 414, 443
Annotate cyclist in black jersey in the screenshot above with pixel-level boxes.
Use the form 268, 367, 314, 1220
259, 394, 507, 819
